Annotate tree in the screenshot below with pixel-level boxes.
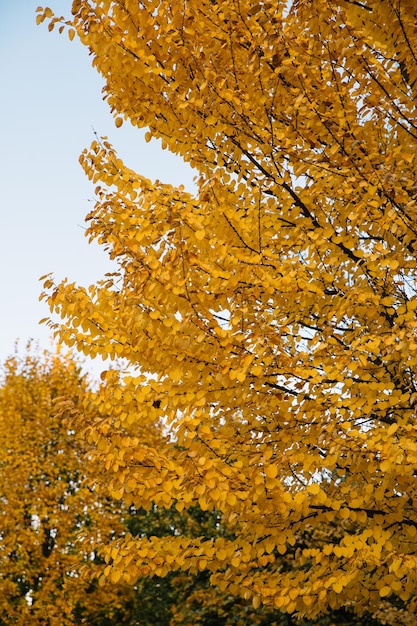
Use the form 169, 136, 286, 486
0, 348, 136, 624
39, 0, 417, 623
126, 503, 387, 626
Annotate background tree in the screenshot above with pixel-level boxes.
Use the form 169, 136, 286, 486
0, 348, 136, 625
39, 0, 417, 623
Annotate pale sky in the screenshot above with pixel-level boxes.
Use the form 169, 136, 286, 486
0, 1, 195, 376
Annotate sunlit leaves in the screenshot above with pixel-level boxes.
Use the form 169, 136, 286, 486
40, 0, 417, 623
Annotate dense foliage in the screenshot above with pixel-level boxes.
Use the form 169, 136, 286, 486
0, 350, 135, 624
39, 0, 417, 623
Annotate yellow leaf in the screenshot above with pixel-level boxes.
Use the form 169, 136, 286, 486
252, 595, 261, 609
379, 585, 392, 598
380, 460, 391, 472
264, 464, 278, 479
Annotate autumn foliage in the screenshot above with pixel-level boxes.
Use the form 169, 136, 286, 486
38, 0, 417, 623
0, 350, 135, 624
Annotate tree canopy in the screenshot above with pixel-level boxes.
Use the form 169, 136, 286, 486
0, 349, 136, 624
39, 0, 417, 623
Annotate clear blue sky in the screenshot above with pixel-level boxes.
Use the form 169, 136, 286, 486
0, 1, 195, 375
